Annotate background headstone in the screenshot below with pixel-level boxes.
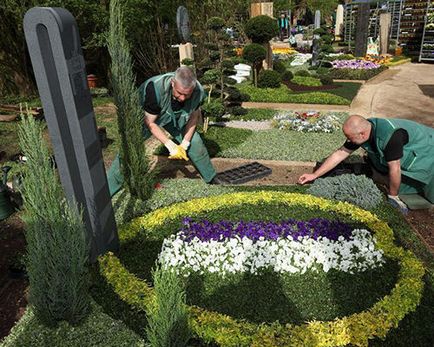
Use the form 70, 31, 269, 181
312, 10, 321, 66
335, 4, 344, 38
379, 12, 392, 55
314, 10, 321, 29
250, 2, 273, 18
355, 2, 370, 57
179, 43, 194, 65
24, 7, 119, 262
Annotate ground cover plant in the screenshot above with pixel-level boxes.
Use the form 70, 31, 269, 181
3, 181, 433, 346
236, 82, 351, 105
97, 190, 426, 346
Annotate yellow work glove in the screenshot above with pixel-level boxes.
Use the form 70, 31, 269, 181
165, 140, 189, 161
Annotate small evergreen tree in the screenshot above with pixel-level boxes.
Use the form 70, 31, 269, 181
18, 111, 90, 325
108, 0, 155, 200
244, 15, 279, 71
242, 43, 267, 87
146, 267, 190, 347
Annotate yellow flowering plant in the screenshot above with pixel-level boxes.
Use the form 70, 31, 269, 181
99, 191, 424, 347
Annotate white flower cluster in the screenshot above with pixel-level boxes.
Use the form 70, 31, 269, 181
290, 53, 312, 66
272, 112, 341, 133
158, 229, 384, 276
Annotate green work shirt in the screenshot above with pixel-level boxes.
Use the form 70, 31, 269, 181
361, 118, 434, 184
138, 72, 205, 130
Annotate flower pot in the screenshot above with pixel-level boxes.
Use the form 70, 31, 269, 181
395, 46, 403, 56
87, 74, 98, 89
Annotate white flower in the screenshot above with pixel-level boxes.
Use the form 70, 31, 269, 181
157, 229, 384, 276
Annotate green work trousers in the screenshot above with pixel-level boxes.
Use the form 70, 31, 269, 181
399, 174, 434, 203
107, 122, 216, 197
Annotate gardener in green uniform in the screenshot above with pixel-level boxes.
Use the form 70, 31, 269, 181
298, 115, 434, 213
107, 66, 222, 196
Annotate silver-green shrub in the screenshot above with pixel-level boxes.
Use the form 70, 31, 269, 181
108, 0, 155, 200
307, 174, 383, 210
18, 114, 89, 325
146, 267, 190, 347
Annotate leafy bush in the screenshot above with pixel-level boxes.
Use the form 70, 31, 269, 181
294, 69, 311, 77
18, 114, 90, 325
206, 17, 225, 30
181, 58, 194, 66
319, 75, 334, 85
146, 267, 190, 347
291, 76, 322, 87
329, 65, 388, 80
225, 87, 242, 101
202, 99, 225, 118
273, 60, 286, 74
321, 44, 335, 54
313, 28, 326, 35
242, 43, 267, 86
242, 44, 267, 65
320, 35, 334, 45
245, 15, 279, 43
229, 106, 248, 116
307, 174, 383, 210
257, 70, 281, 88
316, 67, 330, 75
281, 70, 294, 82
331, 54, 355, 61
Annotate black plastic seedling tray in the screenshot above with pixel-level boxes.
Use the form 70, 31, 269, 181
217, 162, 272, 184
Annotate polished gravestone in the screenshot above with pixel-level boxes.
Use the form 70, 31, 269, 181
24, 7, 119, 261
355, 1, 370, 57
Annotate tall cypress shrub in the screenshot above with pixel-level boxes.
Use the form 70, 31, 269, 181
108, 0, 155, 200
18, 112, 89, 325
146, 267, 190, 347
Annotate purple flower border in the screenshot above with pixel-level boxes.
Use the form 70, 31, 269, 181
180, 217, 353, 242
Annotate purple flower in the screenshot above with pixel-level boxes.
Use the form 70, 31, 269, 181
331, 59, 380, 70
179, 217, 353, 243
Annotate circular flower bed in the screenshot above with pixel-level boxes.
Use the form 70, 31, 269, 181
99, 192, 424, 347
272, 111, 341, 133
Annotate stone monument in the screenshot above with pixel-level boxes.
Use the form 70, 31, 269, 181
355, 2, 370, 57
335, 4, 344, 39
24, 7, 119, 262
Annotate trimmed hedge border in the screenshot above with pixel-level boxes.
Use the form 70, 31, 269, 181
99, 191, 425, 347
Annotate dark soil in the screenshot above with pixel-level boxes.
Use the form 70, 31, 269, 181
0, 160, 432, 340
282, 80, 341, 92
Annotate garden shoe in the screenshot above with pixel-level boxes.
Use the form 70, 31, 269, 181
209, 175, 224, 185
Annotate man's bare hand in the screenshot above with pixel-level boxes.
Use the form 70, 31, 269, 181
298, 173, 317, 185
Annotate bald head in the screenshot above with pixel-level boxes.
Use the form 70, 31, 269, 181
342, 115, 371, 144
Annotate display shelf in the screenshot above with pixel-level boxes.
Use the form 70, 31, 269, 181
419, 1, 434, 61
399, 0, 429, 55
343, 1, 404, 49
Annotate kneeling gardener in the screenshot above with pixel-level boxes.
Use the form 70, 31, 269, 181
108, 66, 221, 196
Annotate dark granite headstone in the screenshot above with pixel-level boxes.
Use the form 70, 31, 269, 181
24, 7, 119, 262
355, 2, 370, 57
